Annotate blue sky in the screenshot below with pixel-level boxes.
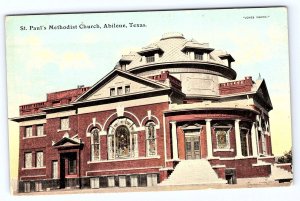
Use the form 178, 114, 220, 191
6, 7, 291, 178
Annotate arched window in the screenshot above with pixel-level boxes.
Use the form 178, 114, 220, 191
108, 117, 138, 159
146, 122, 157, 156
115, 125, 130, 158
91, 128, 100, 161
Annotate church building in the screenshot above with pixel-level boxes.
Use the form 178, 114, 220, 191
12, 32, 292, 193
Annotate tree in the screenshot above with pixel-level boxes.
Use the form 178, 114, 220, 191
278, 149, 292, 164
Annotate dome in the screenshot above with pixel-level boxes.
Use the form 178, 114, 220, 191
160, 32, 185, 40
117, 33, 236, 81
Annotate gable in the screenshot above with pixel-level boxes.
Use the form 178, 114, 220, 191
254, 79, 273, 110
76, 69, 168, 102
53, 136, 81, 148
86, 74, 156, 101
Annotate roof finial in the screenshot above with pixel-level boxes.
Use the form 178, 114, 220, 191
258, 73, 262, 80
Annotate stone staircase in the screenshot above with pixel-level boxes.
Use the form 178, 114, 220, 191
159, 159, 226, 186
268, 164, 293, 182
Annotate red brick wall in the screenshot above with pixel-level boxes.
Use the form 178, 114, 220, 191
213, 167, 226, 179
276, 164, 292, 173
76, 102, 169, 177
209, 158, 271, 178
18, 101, 169, 181
201, 127, 207, 158
177, 127, 185, 160
219, 76, 253, 95
211, 127, 236, 158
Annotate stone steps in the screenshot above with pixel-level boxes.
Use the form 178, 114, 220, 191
159, 159, 226, 186
268, 165, 293, 181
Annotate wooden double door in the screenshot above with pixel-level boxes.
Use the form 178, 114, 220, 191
185, 130, 201, 160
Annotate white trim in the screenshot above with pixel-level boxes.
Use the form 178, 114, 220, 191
19, 119, 46, 126
163, 114, 167, 167
147, 110, 151, 120
116, 105, 125, 117
159, 167, 174, 171
87, 156, 160, 164
205, 119, 213, 158
213, 148, 234, 152
124, 111, 141, 127
258, 156, 275, 159
135, 127, 145, 131
234, 119, 243, 157
275, 163, 291, 167
78, 95, 169, 115
57, 128, 70, 132
92, 117, 96, 127
212, 165, 226, 168
99, 131, 107, 135
86, 166, 161, 176
209, 156, 257, 161
103, 112, 118, 131
85, 121, 103, 136
234, 156, 257, 160
170, 121, 179, 160
252, 163, 271, 167
22, 167, 46, 170
20, 175, 47, 179
141, 114, 161, 127
166, 159, 181, 162
46, 110, 76, 119
23, 135, 47, 140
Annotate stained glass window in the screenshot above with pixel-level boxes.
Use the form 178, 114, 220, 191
216, 128, 230, 149
91, 128, 100, 161
116, 125, 130, 158
146, 122, 157, 156
107, 117, 138, 159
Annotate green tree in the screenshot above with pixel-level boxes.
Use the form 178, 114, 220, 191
278, 149, 292, 164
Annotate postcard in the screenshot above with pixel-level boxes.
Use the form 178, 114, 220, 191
6, 7, 292, 195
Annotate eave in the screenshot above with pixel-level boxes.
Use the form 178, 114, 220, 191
10, 112, 46, 122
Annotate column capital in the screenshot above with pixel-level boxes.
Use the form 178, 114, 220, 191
170, 121, 177, 125
205, 119, 212, 122
235, 119, 241, 123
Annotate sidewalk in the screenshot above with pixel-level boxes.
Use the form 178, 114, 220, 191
15, 181, 292, 196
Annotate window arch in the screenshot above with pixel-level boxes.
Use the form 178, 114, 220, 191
107, 117, 138, 159
146, 121, 157, 156
91, 128, 100, 161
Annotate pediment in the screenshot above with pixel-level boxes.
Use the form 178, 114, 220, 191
75, 69, 168, 102
254, 79, 273, 110
53, 134, 82, 148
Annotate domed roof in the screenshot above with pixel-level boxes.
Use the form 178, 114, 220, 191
117, 32, 235, 78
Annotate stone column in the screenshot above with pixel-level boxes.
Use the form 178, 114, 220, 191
170, 121, 178, 160
205, 119, 213, 158
255, 126, 260, 155
251, 122, 258, 157
235, 119, 243, 157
